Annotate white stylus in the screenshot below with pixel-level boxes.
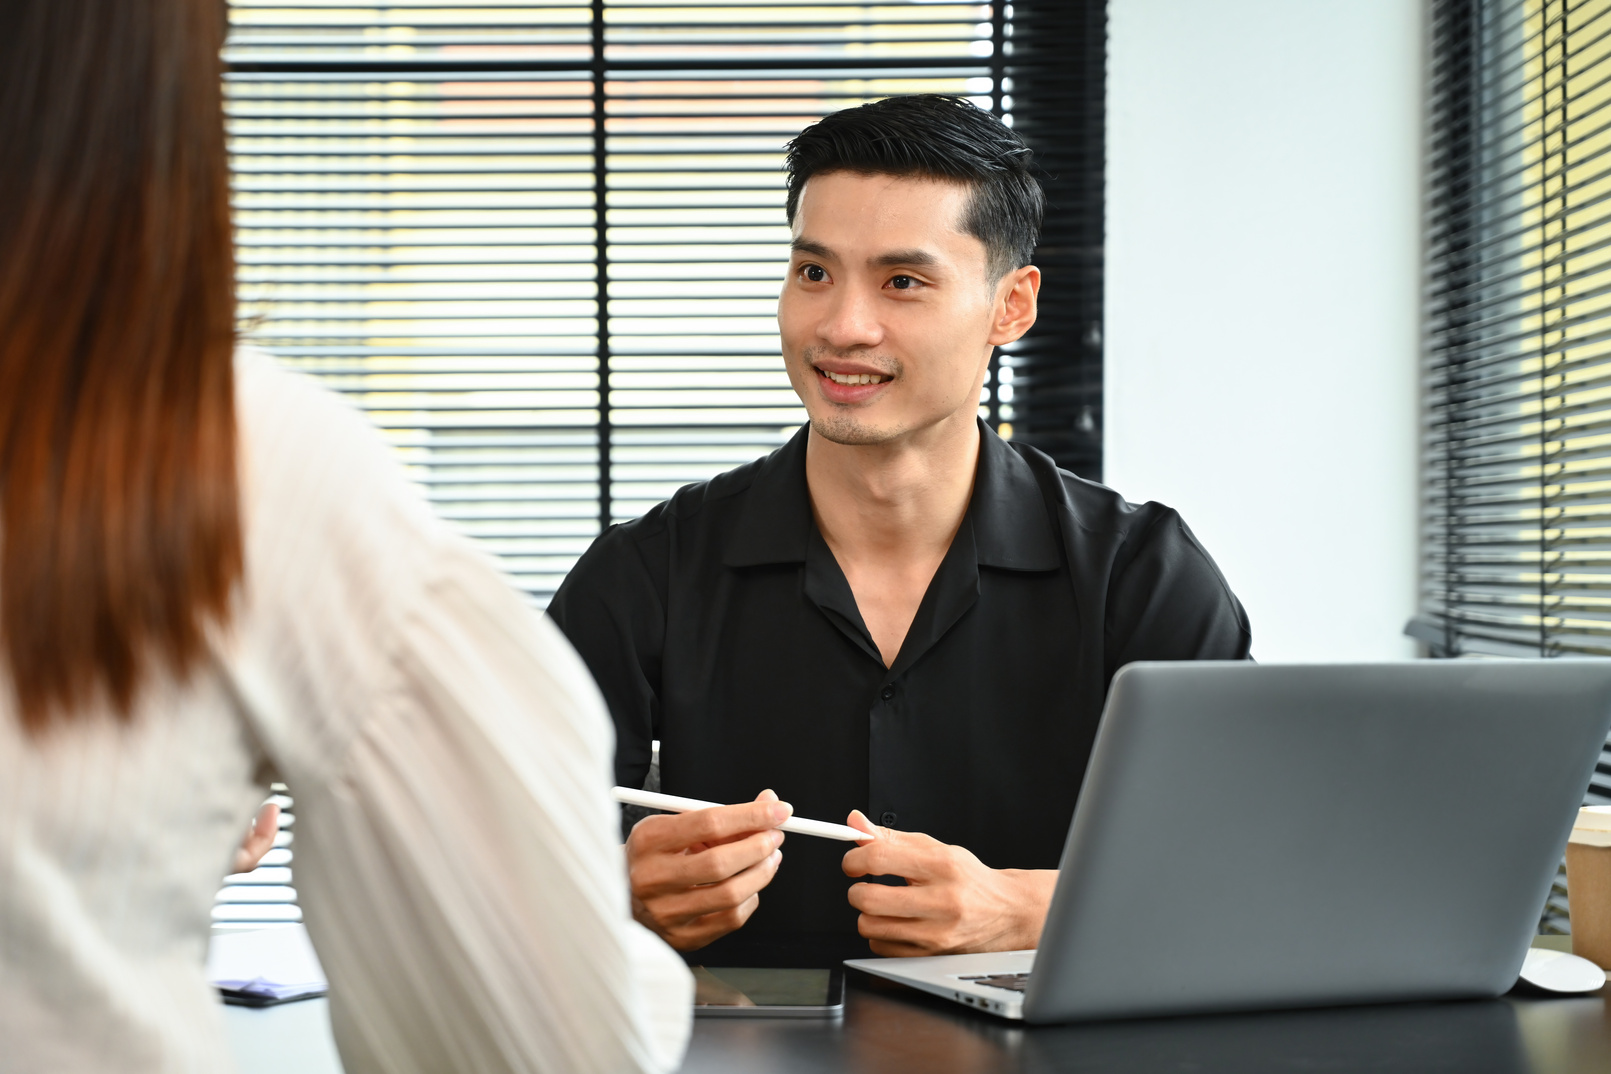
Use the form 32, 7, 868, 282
612, 787, 876, 843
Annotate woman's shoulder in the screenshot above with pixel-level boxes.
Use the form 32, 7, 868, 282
234, 344, 435, 518
231, 345, 448, 634
235, 345, 394, 468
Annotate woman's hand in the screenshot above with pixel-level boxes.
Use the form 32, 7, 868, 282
230, 800, 282, 875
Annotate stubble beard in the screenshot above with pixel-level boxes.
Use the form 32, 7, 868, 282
810, 411, 893, 446
800, 346, 903, 446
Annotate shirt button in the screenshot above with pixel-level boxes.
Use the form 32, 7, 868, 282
880, 812, 898, 827
880, 685, 895, 701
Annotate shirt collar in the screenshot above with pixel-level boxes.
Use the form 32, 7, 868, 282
722, 419, 1061, 571
971, 420, 1062, 571
723, 425, 815, 568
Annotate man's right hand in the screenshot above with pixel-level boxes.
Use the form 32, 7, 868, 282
626, 788, 792, 951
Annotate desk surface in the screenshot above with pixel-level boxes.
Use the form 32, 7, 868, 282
224, 945, 1611, 1074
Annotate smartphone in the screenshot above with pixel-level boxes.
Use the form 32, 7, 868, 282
691, 966, 846, 1018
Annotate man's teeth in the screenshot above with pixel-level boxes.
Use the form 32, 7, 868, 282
822, 370, 888, 386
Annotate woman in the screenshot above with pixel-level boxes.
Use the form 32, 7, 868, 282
0, 2, 691, 1071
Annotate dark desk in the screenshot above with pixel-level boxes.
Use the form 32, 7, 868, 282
684, 970, 1611, 1074
224, 940, 1611, 1074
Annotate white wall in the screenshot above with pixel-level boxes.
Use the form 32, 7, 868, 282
1104, 0, 1422, 662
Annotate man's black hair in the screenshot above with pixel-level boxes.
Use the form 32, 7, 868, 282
783, 94, 1044, 281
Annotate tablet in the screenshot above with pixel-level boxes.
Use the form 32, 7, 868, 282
692, 966, 845, 1018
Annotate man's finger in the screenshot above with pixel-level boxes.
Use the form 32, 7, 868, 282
632, 798, 791, 855
693, 789, 788, 849
842, 830, 943, 881
846, 809, 880, 842
856, 913, 924, 940
684, 829, 785, 886
690, 893, 762, 936
629, 788, 787, 855
656, 849, 782, 922
639, 829, 782, 893
845, 879, 945, 920
867, 935, 936, 958
673, 894, 763, 949
855, 912, 934, 947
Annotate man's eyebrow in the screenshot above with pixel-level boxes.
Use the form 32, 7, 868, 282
789, 240, 943, 270
790, 238, 834, 259
869, 249, 941, 269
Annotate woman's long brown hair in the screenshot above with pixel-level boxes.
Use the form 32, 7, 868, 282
0, 0, 241, 731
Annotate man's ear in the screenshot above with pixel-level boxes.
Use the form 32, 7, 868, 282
988, 265, 1040, 346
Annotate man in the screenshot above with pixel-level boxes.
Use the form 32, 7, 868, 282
548, 95, 1250, 968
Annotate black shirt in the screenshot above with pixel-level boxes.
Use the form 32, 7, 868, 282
548, 422, 1251, 966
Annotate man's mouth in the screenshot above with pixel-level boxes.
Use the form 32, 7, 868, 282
817, 368, 892, 386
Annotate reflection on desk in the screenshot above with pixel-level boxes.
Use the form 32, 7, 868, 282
225, 945, 1611, 1074
222, 994, 340, 1074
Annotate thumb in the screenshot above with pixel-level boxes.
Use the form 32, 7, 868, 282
255, 802, 281, 839
756, 788, 779, 803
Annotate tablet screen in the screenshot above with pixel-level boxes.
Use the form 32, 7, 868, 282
692, 966, 838, 1008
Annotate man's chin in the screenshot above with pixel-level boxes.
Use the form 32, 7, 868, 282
808, 413, 900, 447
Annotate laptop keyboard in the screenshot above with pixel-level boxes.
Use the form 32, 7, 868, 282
959, 972, 1030, 993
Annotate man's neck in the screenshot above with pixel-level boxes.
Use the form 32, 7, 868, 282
805, 411, 981, 565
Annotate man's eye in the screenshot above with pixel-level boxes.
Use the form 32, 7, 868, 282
890, 275, 914, 290
803, 264, 827, 283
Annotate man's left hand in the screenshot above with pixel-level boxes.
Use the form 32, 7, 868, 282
841, 811, 1058, 957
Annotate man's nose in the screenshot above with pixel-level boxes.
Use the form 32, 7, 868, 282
818, 285, 883, 350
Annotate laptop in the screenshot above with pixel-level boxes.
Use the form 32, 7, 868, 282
846, 660, 1611, 1023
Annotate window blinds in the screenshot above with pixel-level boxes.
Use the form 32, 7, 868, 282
999, 1, 1105, 479
1421, 0, 1611, 929
214, 0, 1105, 928
213, 0, 1113, 929
223, 0, 1009, 608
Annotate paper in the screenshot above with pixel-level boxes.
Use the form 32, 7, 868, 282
1570, 805, 1611, 848
207, 924, 328, 1004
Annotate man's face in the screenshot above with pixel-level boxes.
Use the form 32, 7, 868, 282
777, 171, 1014, 446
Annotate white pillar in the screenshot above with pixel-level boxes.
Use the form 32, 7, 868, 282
1104, 0, 1424, 661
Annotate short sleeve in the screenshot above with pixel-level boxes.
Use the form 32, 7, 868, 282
547, 525, 667, 791
1103, 509, 1252, 683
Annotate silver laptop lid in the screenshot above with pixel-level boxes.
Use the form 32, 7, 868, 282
1025, 661, 1611, 1023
